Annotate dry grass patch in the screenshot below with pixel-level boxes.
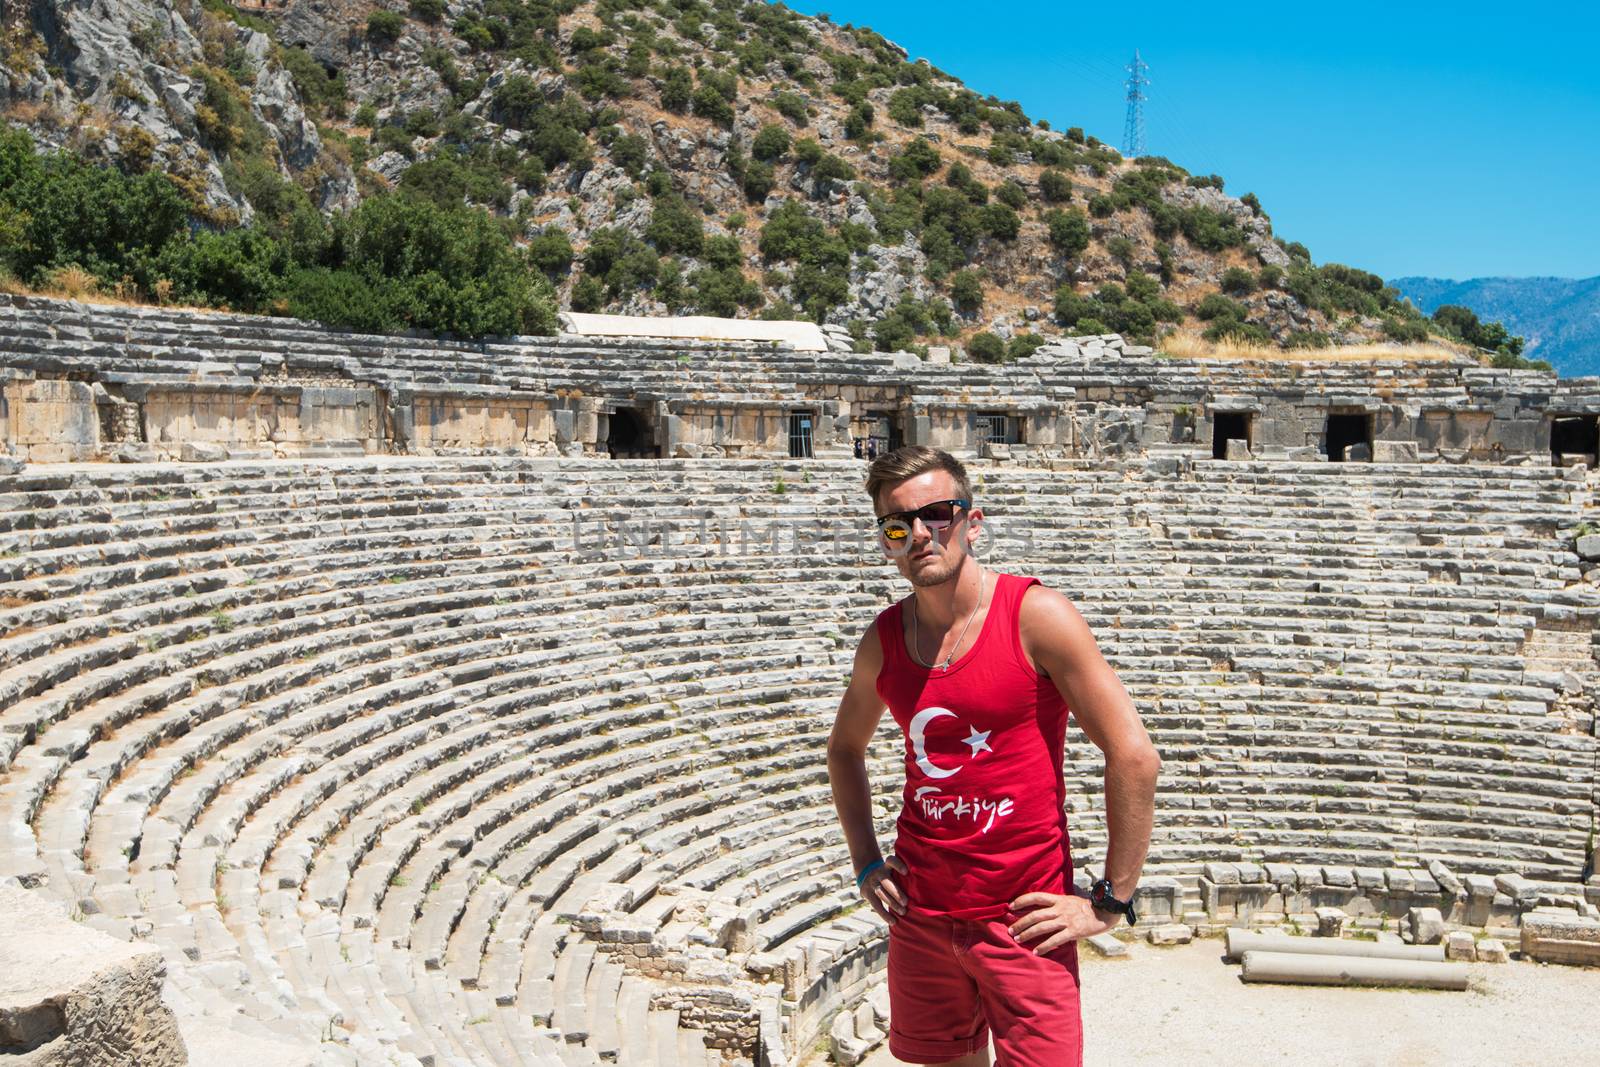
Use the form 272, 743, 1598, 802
1159, 330, 1467, 364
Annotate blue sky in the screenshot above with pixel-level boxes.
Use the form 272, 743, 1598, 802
782, 1, 1600, 281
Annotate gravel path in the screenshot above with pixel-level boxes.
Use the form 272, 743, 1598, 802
852, 938, 1599, 1067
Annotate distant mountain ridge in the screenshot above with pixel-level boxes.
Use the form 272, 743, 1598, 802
1393, 275, 1600, 376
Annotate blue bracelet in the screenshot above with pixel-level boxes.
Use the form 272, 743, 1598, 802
855, 859, 886, 888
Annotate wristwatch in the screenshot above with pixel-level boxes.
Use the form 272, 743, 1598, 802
1089, 879, 1138, 926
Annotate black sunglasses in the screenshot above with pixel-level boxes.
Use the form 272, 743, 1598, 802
875, 499, 971, 542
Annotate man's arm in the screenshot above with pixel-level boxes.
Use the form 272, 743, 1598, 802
1009, 584, 1161, 952
825, 621, 908, 924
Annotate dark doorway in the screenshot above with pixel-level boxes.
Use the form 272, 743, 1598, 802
1212, 411, 1251, 459
606, 407, 656, 459
975, 412, 1020, 447
1324, 413, 1371, 462
1551, 415, 1598, 466
856, 410, 902, 459
789, 411, 815, 459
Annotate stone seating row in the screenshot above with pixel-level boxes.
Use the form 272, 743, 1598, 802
0, 454, 1593, 1067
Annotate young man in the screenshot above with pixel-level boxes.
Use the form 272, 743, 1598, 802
827, 446, 1161, 1066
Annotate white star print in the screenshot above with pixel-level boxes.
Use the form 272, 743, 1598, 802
963, 726, 992, 757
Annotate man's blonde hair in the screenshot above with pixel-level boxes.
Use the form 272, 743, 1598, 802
864, 446, 973, 512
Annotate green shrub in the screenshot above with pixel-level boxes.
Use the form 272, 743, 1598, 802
1179, 206, 1242, 252
408, 0, 444, 21
610, 133, 648, 178
692, 83, 734, 126
996, 181, 1027, 210
758, 200, 825, 261
741, 160, 774, 201
1195, 292, 1245, 321
1053, 286, 1095, 328
660, 67, 692, 112
751, 124, 790, 162
1257, 264, 1283, 289
1087, 194, 1116, 219
527, 229, 573, 276
844, 102, 873, 140
1240, 192, 1262, 216
1124, 271, 1160, 303
1154, 242, 1176, 283
1220, 266, 1255, 295
278, 46, 346, 117
702, 234, 742, 270
810, 152, 854, 186
1039, 169, 1072, 203
967, 331, 1005, 363
981, 203, 1019, 241
689, 264, 762, 316
1006, 333, 1046, 361
887, 137, 941, 183
270, 194, 555, 337
571, 273, 604, 311
1489, 351, 1551, 371
1202, 317, 1269, 344
950, 269, 983, 314
582, 227, 660, 296
645, 194, 704, 256
772, 91, 808, 125
1105, 236, 1135, 266
1285, 330, 1331, 349
1044, 209, 1089, 257
887, 88, 923, 127
1382, 315, 1429, 343
366, 10, 405, 44
1432, 304, 1523, 355
793, 138, 824, 165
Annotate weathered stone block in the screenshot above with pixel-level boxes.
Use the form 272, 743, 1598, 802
1476, 938, 1509, 964
0, 884, 187, 1066
1147, 924, 1192, 945
1445, 931, 1477, 962
1405, 906, 1446, 945
1372, 440, 1419, 462
1520, 910, 1600, 966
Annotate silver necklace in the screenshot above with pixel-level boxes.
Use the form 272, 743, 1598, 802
910, 566, 988, 672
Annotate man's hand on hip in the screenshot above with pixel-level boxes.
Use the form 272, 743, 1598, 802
1007, 891, 1119, 953
861, 856, 909, 925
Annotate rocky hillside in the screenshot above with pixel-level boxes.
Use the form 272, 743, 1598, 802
0, 0, 1498, 352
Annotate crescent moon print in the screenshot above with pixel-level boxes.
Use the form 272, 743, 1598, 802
908, 707, 960, 778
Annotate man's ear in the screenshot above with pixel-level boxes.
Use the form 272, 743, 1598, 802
965, 506, 984, 550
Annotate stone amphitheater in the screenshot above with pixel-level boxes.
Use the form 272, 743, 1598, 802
0, 293, 1597, 1066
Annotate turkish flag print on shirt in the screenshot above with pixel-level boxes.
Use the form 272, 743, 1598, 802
874, 573, 1074, 920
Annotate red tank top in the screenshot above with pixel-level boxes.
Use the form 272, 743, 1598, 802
874, 572, 1073, 919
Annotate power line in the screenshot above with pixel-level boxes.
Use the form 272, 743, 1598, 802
1122, 49, 1150, 158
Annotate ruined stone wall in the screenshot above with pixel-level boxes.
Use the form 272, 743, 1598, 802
0, 294, 1596, 467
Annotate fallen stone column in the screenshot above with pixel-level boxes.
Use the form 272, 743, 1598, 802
1226, 928, 1446, 963
1240, 950, 1468, 990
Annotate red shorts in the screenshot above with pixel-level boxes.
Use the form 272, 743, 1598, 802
887, 906, 1083, 1066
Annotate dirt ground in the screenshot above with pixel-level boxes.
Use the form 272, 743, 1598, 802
853, 937, 1599, 1067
